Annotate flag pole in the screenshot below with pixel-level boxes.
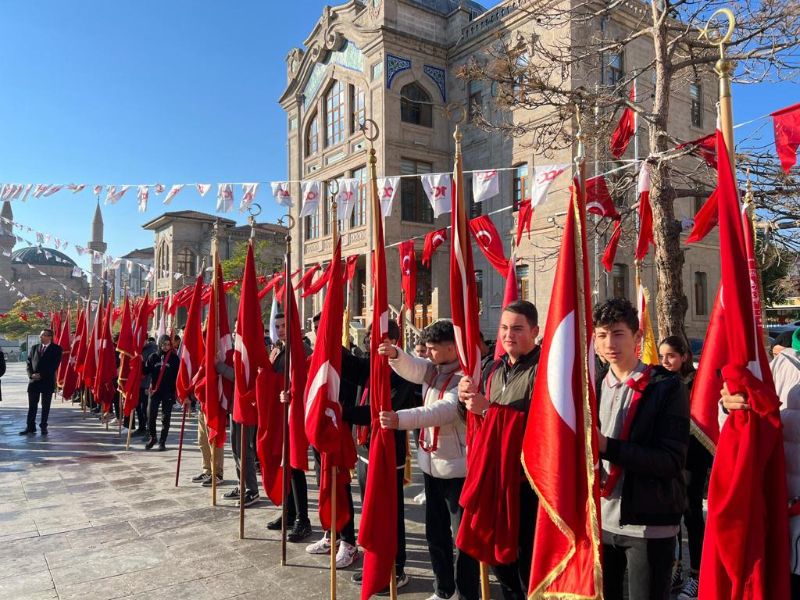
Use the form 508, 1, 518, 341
118, 286, 129, 437
211, 250, 219, 507
327, 178, 341, 600
280, 219, 293, 567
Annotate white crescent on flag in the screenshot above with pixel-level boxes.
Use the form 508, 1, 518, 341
547, 310, 577, 433
305, 361, 341, 429
402, 255, 411, 274
433, 233, 446, 245
475, 229, 493, 247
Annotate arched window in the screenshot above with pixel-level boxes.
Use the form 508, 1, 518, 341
400, 83, 432, 127
306, 114, 319, 156
176, 248, 196, 278
351, 85, 366, 133
513, 164, 528, 209
157, 241, 169, 275
325, 81, 346, 147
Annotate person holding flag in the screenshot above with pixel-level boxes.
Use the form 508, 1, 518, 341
456, 300, 540, 600
593, 298, 690, 599
378, 319, 479, 600
143, 335, 179, 450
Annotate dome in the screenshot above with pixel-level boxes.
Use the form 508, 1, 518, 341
406, 0, 486, 15
11, 247, 78, 268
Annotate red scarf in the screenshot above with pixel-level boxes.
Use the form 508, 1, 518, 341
149, 350, 174, 395
418, 372, 457, 453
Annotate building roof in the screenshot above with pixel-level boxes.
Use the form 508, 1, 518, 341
142, 210, 237, 230
231, 222, 289, 236
122, 247, 155, 259
405, 0, 485, 15
12, 246, 78, 268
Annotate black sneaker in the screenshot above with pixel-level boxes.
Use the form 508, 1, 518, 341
18, 428, 35, 435
223, 487, 240, 499
144, 437, 157, 450
351, 572, 363, 584
376, 570, 410, 596
191, 473, 209, 484
158, 441, 166, 451
236, 491, 260, 507
287, 519, 312, 542
202, 475, 223, 488
266, 515, 282, 530
40, 427, 48, 436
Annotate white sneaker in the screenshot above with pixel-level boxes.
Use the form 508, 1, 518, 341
335, 541, 359, 569
414, 491, 426, 505
110, 418, 120, 425
425, 594, 452, 600
305, 535, 332, 554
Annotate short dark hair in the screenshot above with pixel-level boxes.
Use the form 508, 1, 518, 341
414, 332, 427, 347
41, 328, 54, 337
313, 312, 322, 323
147, 337, 156, 343
593, 298, 639, 334
425, 320, 455, 344
659, 335, 695, 376
503, 300, 538, 328
274, 312, 285, 320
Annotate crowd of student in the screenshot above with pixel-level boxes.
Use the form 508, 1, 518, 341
20, 297, 800, 600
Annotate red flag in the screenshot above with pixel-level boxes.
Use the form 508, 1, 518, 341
284, 261, 310, 472
81, 301, 102, 389
202, 261, 233, 447
19, 313, 27, 322
686, 188, 719, 244
521, 179, 602, 597
301, 260, 334, 298
176, 273, 205, 403
275, 266, 304, 302
398, 240, 417, 309
677, 133, 717, 169
61, 309, 84, 400
304, 239, 356, 532
585, 175, 619, 218
610, 85, 636, 158
634, 162, 654, 261
771, 102, 800, 174
234, 243, 266, 427
699, 128, 790, 600
516, 198, 534, 248
345, 254, 358, 289
469, 215, 509, 276
601, 219, 622, 272
421, 227, 447, 267
493, 253, 518, 361
255, 362, 285, 504
56, 312, 71, 387
296, 264, 321, 292
122, 294, 150, 417
257, 272, 284, 300
690, 287, 725, 452
94, 300, 117, 411
359, 186, 399, 600
116, 296, 135, 358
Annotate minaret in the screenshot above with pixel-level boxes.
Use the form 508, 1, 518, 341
88, 200, 107, 301
0, 201, 16, 312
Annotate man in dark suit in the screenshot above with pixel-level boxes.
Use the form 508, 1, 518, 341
21, 329, 63, 435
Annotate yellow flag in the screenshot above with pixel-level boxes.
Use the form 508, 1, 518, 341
342, 305, 351, 349
638, 285, 660, 365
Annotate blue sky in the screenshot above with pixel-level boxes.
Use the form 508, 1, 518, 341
0, 1, 795, 275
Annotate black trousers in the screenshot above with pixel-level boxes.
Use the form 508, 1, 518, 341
231, 421, 258, 494
134, 390, 147, 430
314, 449, 356, 545
147, 395, 174, 442
357, 458, 407, 571
284, 468, 309, 523
423, 473, 479, 600
491, 481, 538, 600
602, 531, 675, 600
27, 387, 54, 430
678, 436, 713, 572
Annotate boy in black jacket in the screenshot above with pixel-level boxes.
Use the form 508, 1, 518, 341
143, 335, 180, 451
342, 319, 416, 593
593, 298, 689, 600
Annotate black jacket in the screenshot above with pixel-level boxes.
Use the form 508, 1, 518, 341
27, 343, 63, 392
598, 364, 690, 527
144, 350, 179, 400
340, 351, 417, 466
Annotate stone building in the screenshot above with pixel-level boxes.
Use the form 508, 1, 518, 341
113, 247, 155, 305
0, 200, 91, 313
282, 0, 720, 339
141, 210, 288, 325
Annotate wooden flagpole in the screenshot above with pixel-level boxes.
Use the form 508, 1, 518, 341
279, 214, 294, 566
211, 250, 219, 507
328, 178, 340, 600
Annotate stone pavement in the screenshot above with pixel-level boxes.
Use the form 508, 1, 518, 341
0, 362, 483, 600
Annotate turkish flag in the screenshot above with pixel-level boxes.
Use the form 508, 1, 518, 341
61, 309, 84, 400
610, 85, 636, 158
634, 162, 654, 261
690, 287, 725, 451
255, 362, 284, 504
345, 254, 358, 289
686, 188, 719, 244
176, 273, 205, 403
422, 227, 447, 268
493, 253, 518, 361
234, 243, 267, 427
94, 300, 117, 411
677, 133, 717, 169
283, 259, 310, 472
698, 129, 791, 600
304, 238, 356, 532
601, 219, 622, 272
81, 301, 102, 389
585, 175, 619, 218
296, 264, 321, 292
123, 294, 150, 417
451, 155, 483, 383
771, 102, 800, 174
516, 198, 534, 248
56, 311, 71, 387
115, 295, 135, 387
258, 272, 284, 300
469, 214, 509, 276
399, 240, 417, 309
521, 179, 602, 597
359, 183, 400, 600
275, 267, 303, 302
301, 259, 334, 298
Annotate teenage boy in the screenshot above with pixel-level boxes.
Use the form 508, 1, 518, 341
457, 300, 540, 600
593, 298, 690, 600
142, 335, 180, 451
340, 319, 417, 591
378, 319, 479, 600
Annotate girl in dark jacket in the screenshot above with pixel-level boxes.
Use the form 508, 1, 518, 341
659, 335, 710, 600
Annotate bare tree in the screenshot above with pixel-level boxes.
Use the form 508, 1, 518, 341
459, 0, 800, 338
